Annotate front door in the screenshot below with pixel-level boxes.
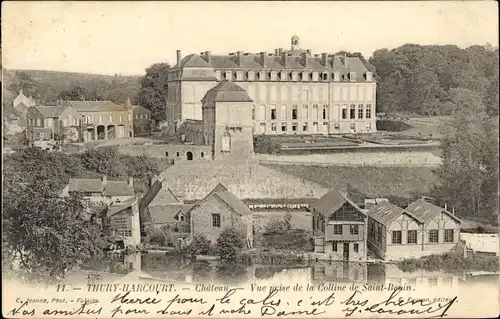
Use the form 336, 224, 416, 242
343, 242, 349, 261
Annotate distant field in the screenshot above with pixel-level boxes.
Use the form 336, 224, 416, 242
266, 164, 437, 199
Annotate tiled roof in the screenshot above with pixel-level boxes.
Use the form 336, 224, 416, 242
149, 186, 181, 206
107, 198, 137, 217
202, 81, 253, 104
310, 190, 348, 216
148, 204, 192, 224
68, 178, 134, 196
35, 105, 68, 118
69, 101, 125, 112
210, 184, 253, 216
103, 181, 134, 197
367, 202, 422, 225
159, 160, 329, 202
180, 54, 212, 68
406, 198, 462, 223
69, 179, 103, 193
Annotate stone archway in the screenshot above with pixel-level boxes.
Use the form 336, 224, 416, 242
97, 125, 106, 140
107, 125, 116, 139
186, 151, 193, 161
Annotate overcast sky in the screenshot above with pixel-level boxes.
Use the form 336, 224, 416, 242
2, 1, 498, 76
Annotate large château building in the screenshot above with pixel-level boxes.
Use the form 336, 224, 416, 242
166, 35, 376, 136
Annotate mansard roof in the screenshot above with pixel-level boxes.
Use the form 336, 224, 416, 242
201, 81, 253, 104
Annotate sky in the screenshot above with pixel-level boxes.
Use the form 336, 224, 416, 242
2, 1, 499, 76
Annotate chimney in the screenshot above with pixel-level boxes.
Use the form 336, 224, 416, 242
344, 53, 348, 67
321, 53, 328, 67
204, 51, 212, 63
281, 52, 288, 67
275, 49, 279, 56
177, 50, 182, 68
301, 52, 308, 67
259, 52, 267, 67
19, 89, 24, 96
236, 51, 243, 65
444, 202, 448, 210
101, 175, 107, 183
306, 49, 311, 56
128, 177, 134, 187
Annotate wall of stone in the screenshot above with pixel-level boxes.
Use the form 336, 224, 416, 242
116, 144, 213, 161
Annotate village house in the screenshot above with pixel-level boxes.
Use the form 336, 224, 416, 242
310, 190, 368, 261
61, 175, 135, 205
69, 100, 134, 141
100, 197, 141, 248
366, 198, 461, 261
26, 104, 81, 143
188, 183, 254, 245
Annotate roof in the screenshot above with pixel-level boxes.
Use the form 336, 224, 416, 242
311, 190, 367, 218
406, 198, 462, 223
133, 105, 151, 114
68, 178, 134, 196
69, 101, 126, 112
139, 180, 163, 212
149, 186, 181, 206
35, 105, 69, 118
175, 52, 371, 82
367, 202, 423, 225
107, 198, 137, 217
201, 81, 253, 104
148, 204, 192, 224
159, 160, 329, 202
188, 183, 253, 217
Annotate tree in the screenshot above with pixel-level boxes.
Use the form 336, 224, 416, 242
137, 63, 171, 122
216, 228, 245, 261
2, 181, 102, 281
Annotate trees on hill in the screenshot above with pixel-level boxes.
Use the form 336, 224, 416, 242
137, 62, 171, 123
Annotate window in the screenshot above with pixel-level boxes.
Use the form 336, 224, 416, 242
120, 115, 123, 122
353, 243, 359, 253
29, 119, 34, 126
332, 241, 338, 252
350, 72, 356, 82
312, 104, 319, 119
271, 123, 277, 132
392, 231, 402, 244
334, 123, 340, 129
145, 114, 148, 119
140, 114, 143, 119
350, 225, 359, 235
333, 225, 343, 235
128, 114, 132, 121
322, 105, 328, 120
444, 229, 454, 243
366, 105, 372, 119
366, 123, 372, 130
358, 105, 364, 119
46, 118, 53, 127
99, 116, 103, 123
428, 277, 438, 288
342, 105, 348, 120
201, 152, 204, 158
165, 151, 169, 156
350, 104, 356, 119
176, 152, 180, 157
292, 123, 297, 132
408, 230, 418, 244
292, 105, 298, 120
429, 230, 439, 243
136, 115, 139, 119
180, 215, 185, 221
350, 123, 356, 130
109, 115, 113, 122
36, 118, 41, 126
271, 105, 276, 120
302, 123, 308, 131
322, 72, 328, 81
74, 118, 78, 125
212, 214, 221, 228
252, 107, 255, 120
281, 122, 287, 132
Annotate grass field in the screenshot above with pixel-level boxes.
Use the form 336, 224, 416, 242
266, 164, 437, 201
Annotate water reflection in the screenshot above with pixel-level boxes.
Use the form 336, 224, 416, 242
80, 252, 482, 289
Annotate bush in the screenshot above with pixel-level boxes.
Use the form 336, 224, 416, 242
254, 136, 281, 154
398, 251, 500, 273
255, 229, 313, 251
264, 217, 289, 235
216, 228, 245, 261
185, 235, 212, 257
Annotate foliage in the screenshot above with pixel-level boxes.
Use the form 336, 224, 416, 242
144, 226, 173, 247
376, 120, 413, 132
263, 217, 289, 235
137, 63, 171, 121
216, 228, 245, 261
2, 181, 102, 281
185, 235, 213, 257
369, 44, 499, 116
398, 251, 499, 273
433, 89, 499, 222
253, 136, 281, 154
255, 229, 313, 251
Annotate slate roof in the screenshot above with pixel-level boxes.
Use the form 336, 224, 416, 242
175, 52, 371, 82
148, 204, 192, 224
201, 81, 253, 104
107, 198, 137, 218
35, 105, 68, 118
159, 160, 329, 202
69, 101, 125, 112
310, 189, 367, 218
367, 202, 423, 226
406, 198, 462, 223
188, 183, 253, 217
68, 178, 134, 196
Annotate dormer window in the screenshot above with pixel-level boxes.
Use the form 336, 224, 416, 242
223, 71, 232, 81
259, 71, 266, 81
312, 72, 319, 82
248, 71, 255, 81
270, 71, 278, 81
236, 71, 243, 81
292, 72, 299, 81
280, 71, 287, 81
321, 72, 329, 81
215, 70, 221, 81
365, 71, 373, 82
333, 72, 341, 82
301, 71, 309, 82
350, 72, 356, 82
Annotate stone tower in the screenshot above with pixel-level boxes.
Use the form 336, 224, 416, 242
201, 81, 254, 161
